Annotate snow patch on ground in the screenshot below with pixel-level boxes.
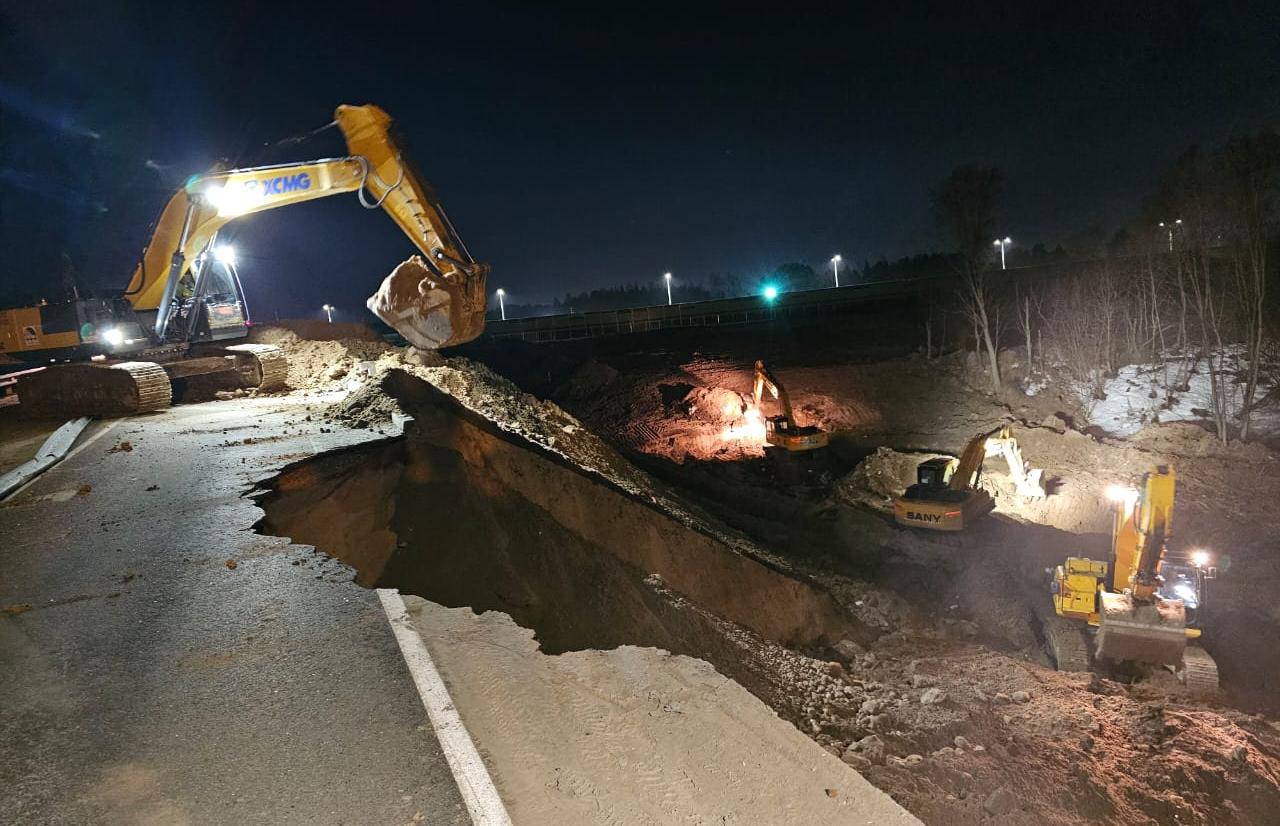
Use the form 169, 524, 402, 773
1077, 347, 1274, 436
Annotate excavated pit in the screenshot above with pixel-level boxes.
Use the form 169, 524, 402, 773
255, 369, 864, 696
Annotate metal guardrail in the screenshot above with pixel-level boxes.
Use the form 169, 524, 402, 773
481, 276, 950, 343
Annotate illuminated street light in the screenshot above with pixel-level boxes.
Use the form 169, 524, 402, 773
496, 288, 506, 321
831, 254, 842, 288
762, 284, 779, 302
322, 303, 334, 323
993, 237, 1012, 270
213, 245, 237, 267
1159, 219, 1182, 252
664, 272, 673, 306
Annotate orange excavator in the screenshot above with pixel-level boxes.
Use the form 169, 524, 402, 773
752, 360, 829, 452
894, 425, 1045, 530
1, 104, 488, 417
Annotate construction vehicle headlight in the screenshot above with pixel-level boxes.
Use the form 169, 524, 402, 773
1105, 484, 1138, 506
1191, 550, 1210, 567
102, 327, 125, 346
204, 183, 260, 218
214, 245, 237, 267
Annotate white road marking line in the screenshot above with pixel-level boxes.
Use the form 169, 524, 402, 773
1, 419, 116, 501
60, 419, 119, 464
377, 589, 513, 826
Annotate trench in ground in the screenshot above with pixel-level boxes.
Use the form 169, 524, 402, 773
253, 371, 868, 710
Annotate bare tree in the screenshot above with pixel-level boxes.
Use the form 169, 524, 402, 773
1223, 131, 1280, 440
931, 165, 1004, 393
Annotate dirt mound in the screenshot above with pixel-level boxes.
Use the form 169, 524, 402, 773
249, 326, 392, 390
249, 320, 383, 344
836, 447, 950, 507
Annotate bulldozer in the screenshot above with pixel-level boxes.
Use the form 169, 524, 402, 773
1, 104, 488, 417
752, 360, 829, 452
893, 424, 1045, 530
1046, 465, 1219, 691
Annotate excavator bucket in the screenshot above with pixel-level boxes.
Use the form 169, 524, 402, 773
1094, 591, 1188, 666
367, 256, 488, 350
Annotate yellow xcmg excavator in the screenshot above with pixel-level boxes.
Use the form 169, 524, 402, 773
1047, 465, 1218, 691
0, 104, 488, 417
752, 360, 829, 452
894, 425, 1045, 530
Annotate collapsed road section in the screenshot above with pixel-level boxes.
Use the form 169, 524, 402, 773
255, 362, 873, 721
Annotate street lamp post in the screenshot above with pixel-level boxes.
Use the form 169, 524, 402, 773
1159, 219, 1182, 252
496, 288, 506, 321
993, 237, 1012, 270
831, 254, 842, 288
322, 304, 333, 323
664, 272, 673, 306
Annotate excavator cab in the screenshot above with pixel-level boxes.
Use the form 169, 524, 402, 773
914, 457, 957, 489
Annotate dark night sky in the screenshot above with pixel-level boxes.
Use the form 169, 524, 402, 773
3, 2, 1280, 320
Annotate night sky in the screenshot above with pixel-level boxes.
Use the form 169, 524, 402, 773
3, 2, 1280, 320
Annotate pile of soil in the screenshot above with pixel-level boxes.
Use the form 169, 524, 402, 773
835, 447, 951, 507
249, 325, 389, 390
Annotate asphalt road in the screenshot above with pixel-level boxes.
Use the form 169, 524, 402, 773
0, 397, 468, 825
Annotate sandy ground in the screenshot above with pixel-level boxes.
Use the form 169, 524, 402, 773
407, 597, 919, 826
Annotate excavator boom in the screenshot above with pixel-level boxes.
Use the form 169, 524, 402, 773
124, 104, 487, 348
9, 104, 486, 418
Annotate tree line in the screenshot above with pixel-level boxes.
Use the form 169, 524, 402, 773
931, 130, 1280, 444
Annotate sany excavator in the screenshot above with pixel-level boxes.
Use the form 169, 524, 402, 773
894, 425, 1045, 530
752, 360, 829, 452
1047, 465, 1219, 691
0, 104, 488, 417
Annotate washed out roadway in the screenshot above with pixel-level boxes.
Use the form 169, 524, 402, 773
0, 397, 467, 825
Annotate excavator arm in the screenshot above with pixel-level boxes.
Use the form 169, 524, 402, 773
752, 360, 796, 425
123, 104, 487, 348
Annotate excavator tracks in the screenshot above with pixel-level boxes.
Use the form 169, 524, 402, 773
17, 361, 173, 418
1178, 645, 1220, 692
225, 344, 288, 391
1044, 616, 1092, 673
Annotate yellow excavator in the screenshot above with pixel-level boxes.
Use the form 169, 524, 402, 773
894, 424, 1045, 530
0, 104, 488, 417
1047, 465, 1218, 690
752, 360, 829, 452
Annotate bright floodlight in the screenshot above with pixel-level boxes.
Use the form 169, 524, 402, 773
204, 184, 259, 218
1106, 484, 1138, 505
762, 285, 779, 301
213, 245, 237, 266
1191, 550, 1210, 567
1004, 236, 1012, 244
664, 272, 672, 280
496, 288, 505, 296
832, 254, 842, 262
